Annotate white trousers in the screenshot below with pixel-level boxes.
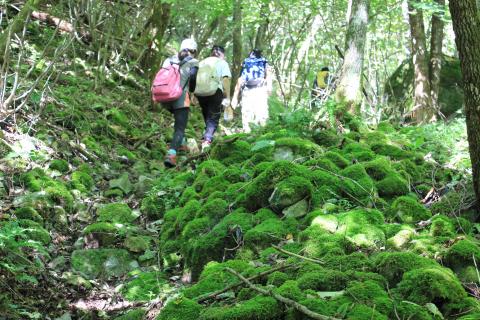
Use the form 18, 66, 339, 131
240, 86, 269, 133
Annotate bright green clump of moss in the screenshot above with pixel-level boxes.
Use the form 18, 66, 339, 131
49, 159, 69, 173
376, 173, 409, 198
97, 203, 136, 223
363, 157, 394, 180
312, 129, 342, 147
274, 280, 306, 301
14, 207, 43, 223
181, 217, 212, 243
268, 176, 313, 212
210, 139, 252, 165
395, 267, 466, 305
17, 219, 51, 244
390, 196, 431, 223
445, 239, 480, 269
267, 271, 290, 287
197, 198, 228, 223
179, 186, 200, 206
122, 272, 168, 302
199, 296, 281, 320
71, 171, 94, 192
336, 209, 385, 250
274, 137, 323, 159
45, 182, 74, 211
371, 143, 412, 160
394, 301, 432, 320
20, 168, 50, 192
339, 164, 376, 202
345, 280, 392, 315
373, 252, 439, 286
297, 268, 348, 291
83, 222, 122, 246
124, 235, 151, 253
115, 309, 146, 320
430, 214, 455, 237
324, 151, 350, 169
157, 297, 202, 320
346, 304, 388, 320
244, 217, 293, 249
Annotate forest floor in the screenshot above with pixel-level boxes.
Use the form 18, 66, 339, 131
1, 26, 480, 320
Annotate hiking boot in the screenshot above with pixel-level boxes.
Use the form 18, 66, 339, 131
201, 139, 212, 152
164, 153, 177, 168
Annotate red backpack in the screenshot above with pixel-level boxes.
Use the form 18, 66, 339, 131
151, 60, 184, 103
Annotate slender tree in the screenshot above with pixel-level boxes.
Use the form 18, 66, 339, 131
408, 0, 434, 123
449, 0, 480, 220
429, 0, 445, 115
144, 2, 171, 77
335, 0, 370, 114
232, 0, 243, 96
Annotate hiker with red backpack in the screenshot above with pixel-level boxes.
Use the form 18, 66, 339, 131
194, 45, 232, 152
152, 39, 199, 168
231, 49, 272, 133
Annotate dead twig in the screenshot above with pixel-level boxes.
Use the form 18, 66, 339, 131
272, 244, 324, 265
195, 262, 298, 303
225, 267, 341, 320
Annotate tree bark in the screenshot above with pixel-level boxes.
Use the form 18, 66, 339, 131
449, 0, 480, 220
429, 0, 445, 115
231, 0, 243, 96
254, 2, 269, 50
408, 0, 434, 123
0, 0, 45, 62
335, 0, 370, 114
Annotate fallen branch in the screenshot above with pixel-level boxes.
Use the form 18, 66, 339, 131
272, 244, 324, 265
225, 267, 341, 320
132, 131, 160, 149
31, 11, 91, 42
195, 263, 298, 303
69, 141, 99, 162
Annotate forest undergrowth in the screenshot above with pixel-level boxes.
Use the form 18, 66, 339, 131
1, 24, 480, 320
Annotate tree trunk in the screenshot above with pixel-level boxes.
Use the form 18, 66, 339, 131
429, 0, 445, 115
0, 0, 45, 62
408, 0, 434, 123
254, 2, 269, 50
335, 0, 370, 113
144, 2, 171, 78
449, 0, 480, 220
231, 0, 243, 96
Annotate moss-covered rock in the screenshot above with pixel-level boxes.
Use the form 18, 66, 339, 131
14, 207, 43, 223
395, 267, 466, 305
157, 297, 202, 320
17, 219, 51, 244
345, 280, 392, 315
71, 249, 137, 279
394, 301, 433, 320
297, 268, 348, 291
97, 203, 136, 224
244, 217, 295, 249
210, 139, 252, 165
373, 252, 439, 286
312, 129, 342, 147
199, 296, 281, 320
268, 176, 313, 212
273, 137, 322, 161
71, 171, 94, 192
339, 164, 376, 203
430, 214, 455, 237
49, 159, 69, 173
83, 222, 124, 246
124, 235, 151, 253
376, 174, 409, 198
390, 196, 431, 223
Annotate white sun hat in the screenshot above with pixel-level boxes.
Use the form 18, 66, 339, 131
180, 38, 198, 51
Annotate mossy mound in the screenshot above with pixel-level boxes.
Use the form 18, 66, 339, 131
71, 249, 137, 279
122, 272, 168, 302
200, 296, 281, 320
390, 196, 431, 223
157, 297, 202, 320
97, 203, 137, 223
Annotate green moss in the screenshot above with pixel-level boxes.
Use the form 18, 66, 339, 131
373, 252, 439, 286
179, 187, 200, 206
336, 209, 385, 250
97, 203, 136, 223
324, 151, 349, 169
363, 157, 394, 180
396, 267, 466, 305
445, 239, 480, 267
71, 171, 94, 192
312, 129, 342, 147
17, 219, 51, 244
430, 214, 455, 237
253, 208, 278, 224
394, 301, 432, 320
274, 137, 322, 159
371, 143, 411, 160
83, 222, 123, 246
430, 192, 463, 216
115, 309, 146, 320
124, 235, 151, 253
390, 196, 431, 223
240, 161, 310, 211
324, 252, 373, 272
267, 271, 290, 287
345, 280, 392, 315
197, 160, 226, 177
122, 272, 168, 302
45, 182, 74, 210
49, 159, 69, 173
245, 217, 295, 249
339, 164, 376, 202
346, 304, 388, 320
300, 225, 346, 258
197, 198, 227, 223
183, 260, 254, 299
363, 131, 388, 146
305, 158, 340, 173
199, 176, 230, 197
274, 280, 306, 301
268, 176, 313, 212
211, 140, 252, 165
71, 248, 137, 279
21, 168, 50, 192
14, 207, 43, 223
297, 268, 348, 291
157, 297, 202, 320
376, 174, 409, 198
443, 297, 480, 318
181, 217, 212, 242
386, 227, 415, 249
199, 296, 281, 320
377, 121, 396, 133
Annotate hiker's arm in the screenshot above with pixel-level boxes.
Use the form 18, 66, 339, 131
188, 66, 198, 92
231, 78, 242, 109
222, 77, 231, 100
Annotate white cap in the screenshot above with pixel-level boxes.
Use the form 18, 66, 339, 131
180, 38, 197, 51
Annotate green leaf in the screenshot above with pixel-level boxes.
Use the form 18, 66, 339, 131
425, 303, 444, 319
109, 173, 133, 194
251, 140, 275, 151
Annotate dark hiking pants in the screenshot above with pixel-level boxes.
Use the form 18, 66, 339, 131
197, 89, 224, 142
170, 107, 189, 150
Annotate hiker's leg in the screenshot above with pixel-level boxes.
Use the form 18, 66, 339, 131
171, 107, 189, 150
241, 89, 254, 133
256, 87, 269, 126
203, 89, 223, 141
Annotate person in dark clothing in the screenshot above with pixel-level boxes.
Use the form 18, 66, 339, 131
195, 45, 232, 151
160, 38, 199, 168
